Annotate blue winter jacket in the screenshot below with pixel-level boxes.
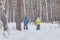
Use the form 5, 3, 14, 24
24, 18, 28, 25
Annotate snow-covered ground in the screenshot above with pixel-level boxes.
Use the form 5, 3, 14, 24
0, 22, 60, 40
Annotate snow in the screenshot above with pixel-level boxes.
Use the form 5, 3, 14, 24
0, 22, 60, 40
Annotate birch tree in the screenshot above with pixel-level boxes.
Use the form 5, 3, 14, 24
13, 0, 16, 22
45, 0, 48, 22
23, 0, 26, 17
40, 0, 42, 21
1, 1, 7, 31
50, 0, 52, 20
8, 0, 13, 22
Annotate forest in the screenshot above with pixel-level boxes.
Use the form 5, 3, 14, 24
0, 0, 60, 30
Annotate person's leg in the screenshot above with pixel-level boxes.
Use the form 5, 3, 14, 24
24, 25, 25, 30
38, 25, 40, 30
26, 24, 28, 30
36, 25, 38, 30
37, 25, 40, 30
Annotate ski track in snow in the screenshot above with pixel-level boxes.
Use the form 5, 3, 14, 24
0, 22, 60, 40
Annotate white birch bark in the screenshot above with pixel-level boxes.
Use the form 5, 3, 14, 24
40, 0, 42, 21
50, 0, 53, 22
6, 1, 9, 23
37, 0, 38, 17
45, 0, 48, 22
23, 0, 26, 17
1, 0, 7, 31
13, 0, 16, 22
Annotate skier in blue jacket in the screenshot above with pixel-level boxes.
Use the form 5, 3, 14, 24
23, 17, 29, 30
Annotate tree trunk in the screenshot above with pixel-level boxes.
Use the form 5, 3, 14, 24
1, 1, 7, 31
15, 0, 22, 30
